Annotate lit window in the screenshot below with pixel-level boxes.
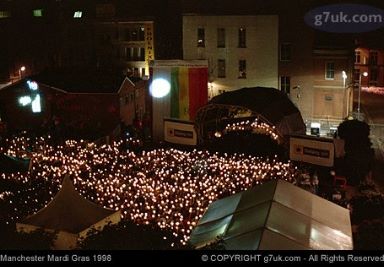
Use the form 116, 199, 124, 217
33, 9, 43, 17
0, 11, 11, 18
325, 62, 335, 80
73, 11, 82, 18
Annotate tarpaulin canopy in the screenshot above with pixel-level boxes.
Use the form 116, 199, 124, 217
195, 87, 306, 144
17, 175, 121, 249
190, 179, 353, 250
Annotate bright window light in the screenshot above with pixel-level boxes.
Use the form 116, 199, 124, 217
73, 11, 82, 18
0, 11, 11, 18
31, 94, 41, 113
27, 80, 38, 91
18, 96, 32, 106
33, 9, 42, 17
150, 78, 171, 98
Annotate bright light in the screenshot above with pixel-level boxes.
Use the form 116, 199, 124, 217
310, 122, 320, 128
18, 96, 32, 106
31, 94, 41, 113
214, 131, 222, 138
362, 72, 368, 77
33, 9, 42, 17
20, 66, 26, 72
73, 11, 82, 18
342, 71, 347, 79
150, 78, 171, 98
27, 80, 38, 91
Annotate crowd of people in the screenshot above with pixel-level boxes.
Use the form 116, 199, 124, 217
0, 134, 301, 245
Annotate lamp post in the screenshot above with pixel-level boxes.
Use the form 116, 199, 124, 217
357, 71, 368, 120
19, 66, 26, 80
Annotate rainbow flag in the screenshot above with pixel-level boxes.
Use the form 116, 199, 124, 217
151, 61, 208, 121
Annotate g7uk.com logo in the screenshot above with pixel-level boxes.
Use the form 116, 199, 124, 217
304, 4, 384, 33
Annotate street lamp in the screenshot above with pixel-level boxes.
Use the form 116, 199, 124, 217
357, 71, 368, 120
19, 66, 26, 80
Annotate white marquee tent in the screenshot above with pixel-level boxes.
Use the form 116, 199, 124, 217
17, 175, 121, 249
190, 179, 353, 250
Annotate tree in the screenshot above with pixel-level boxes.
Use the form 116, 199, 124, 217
79, 221, 191, 250
336, 119, 374, 185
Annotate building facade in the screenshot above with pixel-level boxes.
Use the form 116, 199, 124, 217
182, 15, 279, 98
94, 19, 155, 78
354, 47, 384, 87
278, 12, 354, 135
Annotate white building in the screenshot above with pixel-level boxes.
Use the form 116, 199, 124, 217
183, 15, 279, 98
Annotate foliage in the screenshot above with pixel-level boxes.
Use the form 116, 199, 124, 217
336, 120, 374, 185
79, 220, 192, 250
355, 218, 384, 250
0, 223, 55, 250
349, 193, 384, 225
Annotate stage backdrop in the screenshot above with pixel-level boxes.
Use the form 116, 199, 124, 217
150, 60, 208, 141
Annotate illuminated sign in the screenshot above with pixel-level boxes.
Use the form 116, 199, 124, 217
18, 80, 42, 113
27, 80, 38, 90
31, 94, 41, 113
18, 96, 32, 106
164, 119, 197, 146
302, 147, 330, 158
290, 136, 334, 167
173, 129, 194, 139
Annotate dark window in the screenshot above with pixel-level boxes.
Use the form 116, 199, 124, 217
280, 43, 291, 61
139, 47, 145, 61
131, 29, 138, 41
369, 51, 378, 65
280, 76, 290, 94
218, 59, 226, 78
238, 60, 246, 78
238, 28, 246, 48
141, 68, 146, 77
370, 68, 378, 83
355, 50, 361, 64
353, 69, 360, 83
139, 27, 145, 41
125, 29, 130, 41
126, 47, 133, 61
197, 28, 205, 47
95, 4, 116, 18
217, 28, 225, 48
325, 62, 335, 79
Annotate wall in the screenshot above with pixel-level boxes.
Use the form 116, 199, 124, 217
183, 15, 278, 94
